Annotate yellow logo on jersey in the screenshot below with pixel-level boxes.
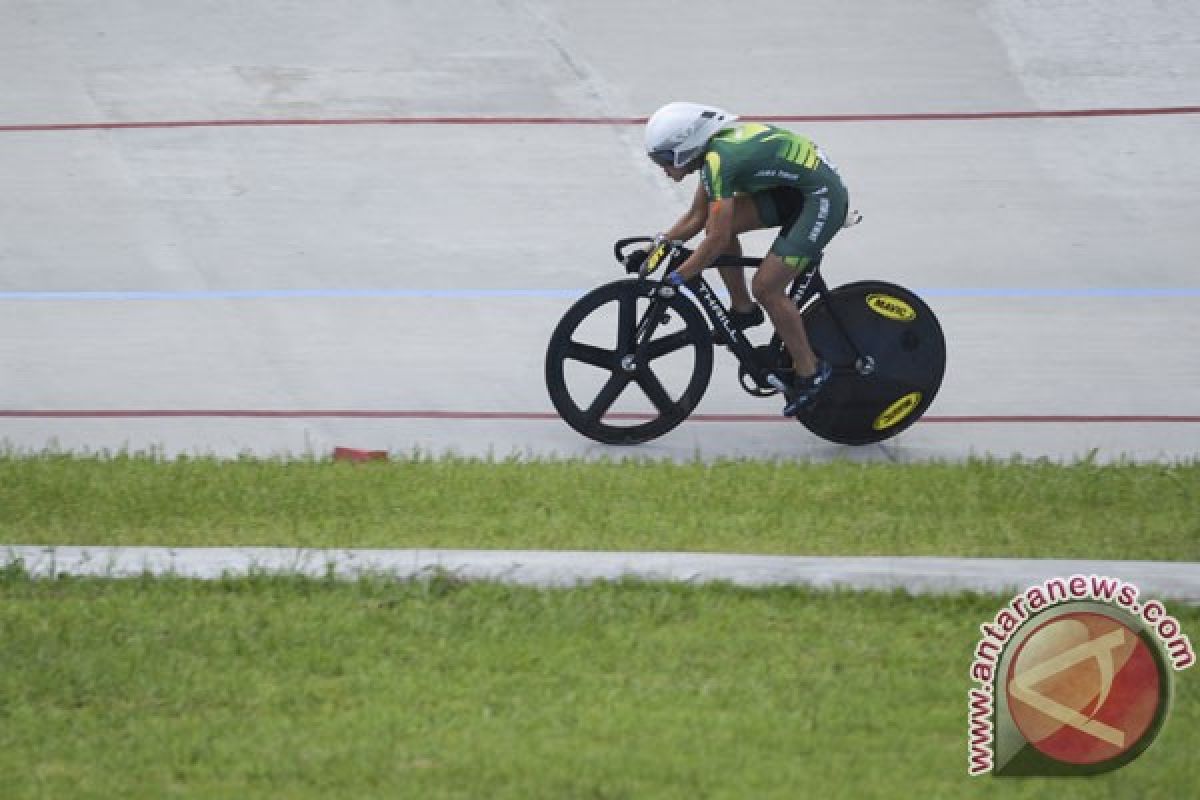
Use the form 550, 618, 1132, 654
705, 151, 723, 196
726, 123, 770, 141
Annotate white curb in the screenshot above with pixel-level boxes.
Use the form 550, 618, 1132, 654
3, 546, 1198, 603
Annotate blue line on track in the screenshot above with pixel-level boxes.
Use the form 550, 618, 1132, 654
0, 287, 1197, 301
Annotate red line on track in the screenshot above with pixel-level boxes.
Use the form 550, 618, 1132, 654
1, 410, 1197, 424
2, 106, 1199, 133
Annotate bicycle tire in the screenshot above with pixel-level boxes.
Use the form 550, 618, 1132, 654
799, 281, 946, 445
545, 279, 714, 444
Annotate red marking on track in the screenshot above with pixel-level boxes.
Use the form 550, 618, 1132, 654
1, 106, 1198, 133
332, 446, 389, 463
0, 410, 1197, 424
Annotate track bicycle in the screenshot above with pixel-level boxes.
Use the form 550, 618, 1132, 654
544, 236, 946, 445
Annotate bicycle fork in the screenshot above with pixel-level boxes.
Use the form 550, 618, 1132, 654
619, 286, 673, 374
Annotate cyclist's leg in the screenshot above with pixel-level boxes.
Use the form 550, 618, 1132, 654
754, 255, 820, 375
751, 184, 848, 377
717, 235, 754, 314
711, 195, 766, 313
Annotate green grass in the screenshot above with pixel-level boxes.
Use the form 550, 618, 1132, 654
1, 573, 1196, 799
0, 455, 1196, 559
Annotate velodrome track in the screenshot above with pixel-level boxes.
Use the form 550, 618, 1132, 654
2, 0, 1197, 512
2, 1, 1197, 466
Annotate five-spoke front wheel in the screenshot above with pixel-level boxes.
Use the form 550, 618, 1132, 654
544, 279, 713, 444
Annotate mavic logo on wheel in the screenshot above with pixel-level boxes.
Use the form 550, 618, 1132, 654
866, 294, 916, 322
872, 392, 922, 431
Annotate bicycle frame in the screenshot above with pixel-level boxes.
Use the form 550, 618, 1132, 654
642, 247, 868, 393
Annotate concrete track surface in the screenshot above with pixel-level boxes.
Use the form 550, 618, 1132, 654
1, 0, 1198, 463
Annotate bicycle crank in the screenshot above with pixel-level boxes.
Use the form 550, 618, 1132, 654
737, 345, 786, 397
738, 367, 777, 397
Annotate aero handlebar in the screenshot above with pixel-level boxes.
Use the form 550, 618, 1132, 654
613, 237, 763, 270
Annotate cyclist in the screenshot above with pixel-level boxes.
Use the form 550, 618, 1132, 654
640, 101, 850, 416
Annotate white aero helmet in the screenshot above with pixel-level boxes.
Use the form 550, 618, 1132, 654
645, 102, 738, 168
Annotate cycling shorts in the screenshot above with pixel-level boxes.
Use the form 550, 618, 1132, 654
751, 182, 849, 269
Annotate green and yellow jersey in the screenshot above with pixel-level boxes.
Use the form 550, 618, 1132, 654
699, 123, 845, 201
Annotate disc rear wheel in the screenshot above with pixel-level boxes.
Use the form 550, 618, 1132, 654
799, 281, 946, 445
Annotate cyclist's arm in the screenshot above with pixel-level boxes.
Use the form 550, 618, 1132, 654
671, 196, 734, 281
662, 183, 709, 242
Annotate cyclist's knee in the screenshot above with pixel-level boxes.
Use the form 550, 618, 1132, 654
751, 273, 769, 302
752, 286, 782, 309
751, 258, 792, 305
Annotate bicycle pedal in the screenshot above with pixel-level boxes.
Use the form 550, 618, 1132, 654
738, 366, 779, 397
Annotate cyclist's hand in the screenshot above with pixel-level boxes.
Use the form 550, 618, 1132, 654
624, 246, 650, 274
642, 235, 674, 274
624, 234, 675, 276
